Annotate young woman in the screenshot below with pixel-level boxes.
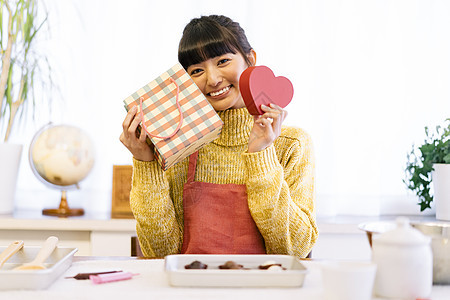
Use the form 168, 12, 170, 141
120, 15, 318, 258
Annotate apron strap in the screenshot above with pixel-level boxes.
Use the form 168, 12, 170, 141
186, 151, 199, 184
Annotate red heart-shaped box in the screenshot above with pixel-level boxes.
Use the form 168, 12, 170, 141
239, 65, 294, 115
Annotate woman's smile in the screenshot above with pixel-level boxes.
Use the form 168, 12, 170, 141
208, 85, 231, 98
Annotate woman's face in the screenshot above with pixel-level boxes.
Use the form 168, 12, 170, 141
187, 51, 255, 111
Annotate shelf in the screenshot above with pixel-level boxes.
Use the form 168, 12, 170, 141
0, 210, 135, 231
0, 210, 137, 256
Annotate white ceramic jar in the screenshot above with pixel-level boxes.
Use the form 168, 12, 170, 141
372, 217, 433, 299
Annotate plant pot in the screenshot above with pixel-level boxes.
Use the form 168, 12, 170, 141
432, 163, 450, 221
0, 143, 23, 214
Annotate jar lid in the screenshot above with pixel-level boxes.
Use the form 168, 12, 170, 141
372, 217, 431, 246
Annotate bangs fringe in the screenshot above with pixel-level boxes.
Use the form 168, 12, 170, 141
179, 40, 237, 70
178, 18, 240, 70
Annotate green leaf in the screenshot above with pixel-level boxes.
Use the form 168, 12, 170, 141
5, 60, 14, 106
419, 201, 430, 212
444, 153, 450, 164
419, 143, 435, 157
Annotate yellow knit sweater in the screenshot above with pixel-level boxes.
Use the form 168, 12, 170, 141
130, 107, 318, 258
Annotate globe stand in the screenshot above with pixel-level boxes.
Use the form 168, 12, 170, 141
42, 190, 84, 217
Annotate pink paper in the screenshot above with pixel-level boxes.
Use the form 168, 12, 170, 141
89, 271, 138, 284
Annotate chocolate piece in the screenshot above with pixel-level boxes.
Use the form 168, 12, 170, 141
184, 260, 208, 269
258, 263, 284, 270
267, 265, 284, 271
219, 260, 244, 269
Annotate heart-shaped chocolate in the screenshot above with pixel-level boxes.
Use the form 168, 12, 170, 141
239, 65, 294, 115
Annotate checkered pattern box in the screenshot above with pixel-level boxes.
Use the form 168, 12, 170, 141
123, 63, 223, 170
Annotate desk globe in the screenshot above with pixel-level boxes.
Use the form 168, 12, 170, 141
29, 124, 95, 217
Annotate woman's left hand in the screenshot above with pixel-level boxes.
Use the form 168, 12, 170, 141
248, 103, 288, 153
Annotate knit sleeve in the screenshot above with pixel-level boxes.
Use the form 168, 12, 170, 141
242, 128, 318, 258
129, 158, 182, 257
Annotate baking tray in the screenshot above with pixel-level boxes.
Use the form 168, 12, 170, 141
165, 254, 308, 287
0, 246, 77, 290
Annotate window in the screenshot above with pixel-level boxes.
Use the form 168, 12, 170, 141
14, 0, 450, 216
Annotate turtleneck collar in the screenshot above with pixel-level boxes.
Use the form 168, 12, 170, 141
214, 107, 253, 146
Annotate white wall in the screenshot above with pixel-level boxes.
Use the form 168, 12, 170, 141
6, 0, 450, 217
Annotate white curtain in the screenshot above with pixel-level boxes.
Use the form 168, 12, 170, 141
11, 0, 450, 216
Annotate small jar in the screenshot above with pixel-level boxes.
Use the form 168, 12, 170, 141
372, 217, 433, 299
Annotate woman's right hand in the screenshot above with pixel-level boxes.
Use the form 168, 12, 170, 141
120, 106, 155, 162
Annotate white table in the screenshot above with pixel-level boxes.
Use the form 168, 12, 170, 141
1, 257, 449, 300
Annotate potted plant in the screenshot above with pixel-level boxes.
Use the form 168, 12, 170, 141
0, 0, 52, 214
404, 118, 450, 220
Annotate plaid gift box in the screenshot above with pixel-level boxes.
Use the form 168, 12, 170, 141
123, 63, 223, 170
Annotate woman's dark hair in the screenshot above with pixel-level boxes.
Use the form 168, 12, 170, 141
178, 15, 253, 70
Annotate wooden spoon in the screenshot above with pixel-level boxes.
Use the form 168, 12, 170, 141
0, 240, 24, 269
13, 236, 58, 271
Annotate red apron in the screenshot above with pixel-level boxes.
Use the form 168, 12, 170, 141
181, 151, 266, 254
